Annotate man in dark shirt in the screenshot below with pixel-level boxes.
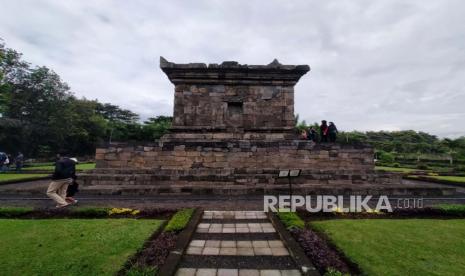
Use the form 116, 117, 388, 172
46, 156, 78, 208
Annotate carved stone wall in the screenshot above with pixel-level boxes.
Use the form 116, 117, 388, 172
160, 57, 309, 137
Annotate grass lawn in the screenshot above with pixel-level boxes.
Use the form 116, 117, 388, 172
310, 219, 465, 276
0, 219, 163, 275
0, 173, 49, 183
375, 166, 420, 173
23, 162, 96, 171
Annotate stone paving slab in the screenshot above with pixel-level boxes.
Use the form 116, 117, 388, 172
193, 233, 280, 241
203, 211, 268, 220
186, 240, 288, 256
196, 223, 276, 233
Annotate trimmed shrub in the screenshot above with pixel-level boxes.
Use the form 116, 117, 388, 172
69, 207, 110, 217
0, 207, 34, 217
417, 163, 430, 170
435, 204, 465, 216
164, 208, 195, 233
277, 211, 305, 230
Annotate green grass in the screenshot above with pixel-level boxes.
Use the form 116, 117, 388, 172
0, 219, 163, 275
277, 211, 305, 229
0, 173, 49, 183
424, 175, 465, 183
23, 162, 96, 171
310, 219, 465, 276
375, 166, 419, 173
164, 208, 194, 232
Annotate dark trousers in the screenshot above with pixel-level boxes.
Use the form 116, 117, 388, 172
321, 135, 328, 143
329, 133, 337, 143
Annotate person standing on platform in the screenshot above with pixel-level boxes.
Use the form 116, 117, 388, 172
320, 120, 329, 143
328, 122, 339, 143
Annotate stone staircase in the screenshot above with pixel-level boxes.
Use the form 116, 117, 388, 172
175, 211, 310, 276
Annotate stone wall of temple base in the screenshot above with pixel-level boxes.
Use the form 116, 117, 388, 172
78, 140, 403, 194
94, 140, 374, 171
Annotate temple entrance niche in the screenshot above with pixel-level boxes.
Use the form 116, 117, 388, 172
226, 101, 244, 129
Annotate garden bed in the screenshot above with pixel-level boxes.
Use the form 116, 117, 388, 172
0, 218, 164, 275
296, 205, 465, 220
0, 206, 174, 219
310, 219, 465, 275
275, 212, 357, 275
276, 207, 465, 275
0, 207, 198, 275
119, 208, 200, 275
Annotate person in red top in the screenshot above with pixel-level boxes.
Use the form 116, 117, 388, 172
320, 120, 329, 143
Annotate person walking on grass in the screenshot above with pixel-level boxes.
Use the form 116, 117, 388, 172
46, 156, 78, 208
328, 122, 338, 143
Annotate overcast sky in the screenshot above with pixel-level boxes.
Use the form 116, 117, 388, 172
1, 0, 464, 137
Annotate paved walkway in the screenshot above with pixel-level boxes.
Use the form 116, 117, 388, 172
175, 211, 302, 276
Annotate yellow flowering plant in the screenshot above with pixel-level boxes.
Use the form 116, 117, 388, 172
108, 208, 141, 216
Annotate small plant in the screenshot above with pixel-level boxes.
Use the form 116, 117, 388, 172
324, 267, 350, 276
164, 208, 195, 232
392, 163, 400, 168
126, 265, 158, 276
0, 207, 34, 217
277, 211, 305, 229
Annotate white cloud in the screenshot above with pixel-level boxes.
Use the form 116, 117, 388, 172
0, 0, 464, 137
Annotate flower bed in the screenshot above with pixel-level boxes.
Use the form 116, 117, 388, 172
276, 211, 357, 275
120, 208, 197, 275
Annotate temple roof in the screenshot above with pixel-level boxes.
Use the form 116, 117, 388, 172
159, 57, 310, 85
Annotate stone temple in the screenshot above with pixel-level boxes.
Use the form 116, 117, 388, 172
80, 58, 415, 195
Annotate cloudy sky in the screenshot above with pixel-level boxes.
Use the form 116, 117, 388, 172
1, 0, 464, 137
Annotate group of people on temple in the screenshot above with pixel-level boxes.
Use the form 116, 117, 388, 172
301, 120, 338, 143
